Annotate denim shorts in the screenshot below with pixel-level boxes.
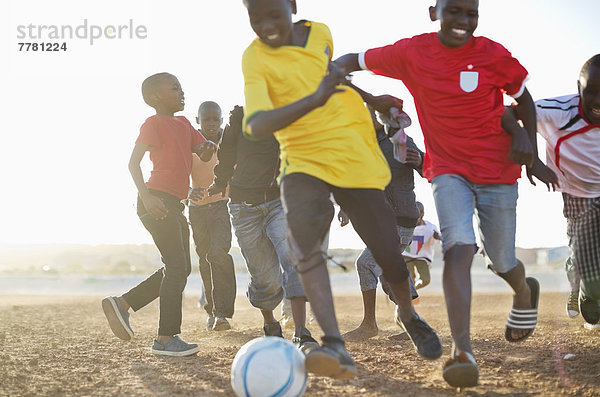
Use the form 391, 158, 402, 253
355, 225, 418, 300
431, 174, 518, 274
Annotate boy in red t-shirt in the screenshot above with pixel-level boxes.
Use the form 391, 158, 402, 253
334, 0, 557, 388
101, 72, 215, 356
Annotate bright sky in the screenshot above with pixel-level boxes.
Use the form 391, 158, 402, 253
1, 0, 598, 249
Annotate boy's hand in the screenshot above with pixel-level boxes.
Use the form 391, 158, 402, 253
140, 193, 168, 220
527, 158, 559, 191
508, 127, 534, 168
368, 95, 403, 116
197, 140, 217, 162
337, 209, 350, 227
208, 182, 226, 198
229, 105, 244, 130
313, 62, 347, 107
405, 148, 423, 167
188, 187, 206, 202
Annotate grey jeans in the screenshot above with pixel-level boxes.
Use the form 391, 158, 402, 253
229, 198, 304, 311
356, 225, 419, 301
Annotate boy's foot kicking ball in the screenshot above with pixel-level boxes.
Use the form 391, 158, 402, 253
102, 296, 134, 341
305, 336, 358, 379
152, 335, 199, 357
263, 321, 283, 337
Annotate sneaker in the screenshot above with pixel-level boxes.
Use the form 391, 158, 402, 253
305, 336, 358, 379
206, 316, 215, 331
396, 312, 443, 360
566, 290, 580, 318
579, 291, 600, 325
281, 312, 295, 329
101, 296, 134, 341
263, 321, 283, 337
212, 317, 231, 331
292, 328, 319, 355
152, 335, 199, 357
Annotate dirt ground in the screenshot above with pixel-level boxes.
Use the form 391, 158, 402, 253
1, 291, 599, 396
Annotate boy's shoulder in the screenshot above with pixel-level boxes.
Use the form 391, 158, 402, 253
535, 94, 581, 128
536, 94, 579, 109
141, 114, 193, 129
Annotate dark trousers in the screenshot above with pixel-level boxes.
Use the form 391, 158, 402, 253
281, 173, 409, 284
123, 190, 191, 336
189, 200, 236, 318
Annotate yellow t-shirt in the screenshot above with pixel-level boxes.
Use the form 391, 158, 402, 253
242, 21, 390, 190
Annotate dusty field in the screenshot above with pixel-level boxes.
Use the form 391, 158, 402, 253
1, 291, 599, 396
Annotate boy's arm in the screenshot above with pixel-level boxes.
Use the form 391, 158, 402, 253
128, 142, 168, 220
501, 106, 534, 167
192, 141, 217, 162
405, 136, 424, 176
247, 62, 347, 139
506, 90, 559, 190
347, 82, 404, 117
210, 106, 242, 197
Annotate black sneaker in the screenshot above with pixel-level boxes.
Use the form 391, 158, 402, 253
263, 321, 283, 337
292, 328, 319, 355
102, 296, 134, 341
580, 291, 600, 325
397, 313, 443, 360
305, 336, 358, 379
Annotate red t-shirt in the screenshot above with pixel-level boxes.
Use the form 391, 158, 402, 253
136, 115, 205, 199
362, 33, 528, 184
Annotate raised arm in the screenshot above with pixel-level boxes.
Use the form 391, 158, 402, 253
334, 53, 361, 74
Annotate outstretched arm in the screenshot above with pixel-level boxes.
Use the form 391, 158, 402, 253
247, 62, 347, 139
334, 53, 362, 74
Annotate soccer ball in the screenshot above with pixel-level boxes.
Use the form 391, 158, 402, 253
231, 336, 308, 397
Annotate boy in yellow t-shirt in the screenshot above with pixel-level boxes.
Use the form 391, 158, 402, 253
242, 0, 442, 379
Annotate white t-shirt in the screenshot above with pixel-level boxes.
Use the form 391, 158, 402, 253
536, 94, 600, 198
403, 220, 439, 263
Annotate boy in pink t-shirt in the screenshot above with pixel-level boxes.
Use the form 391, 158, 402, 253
334, 0, 557, 388
101, 72, 215, 357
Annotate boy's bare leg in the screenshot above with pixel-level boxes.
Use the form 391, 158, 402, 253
442, 244, 476, 354
496, 260, 532, 340
343, 289, 378, 341
299, 263, 341, 339
290, 297, 307, 336
261, 309, 277, 324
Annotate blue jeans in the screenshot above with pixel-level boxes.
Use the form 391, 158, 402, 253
229, 198, 303, 311
431, 174, 518, 273
356, 225, 418, 301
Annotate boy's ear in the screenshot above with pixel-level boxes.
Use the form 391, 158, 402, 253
429, 6, 438, 21
290, 0, 297, 15
195, 116, 200, 124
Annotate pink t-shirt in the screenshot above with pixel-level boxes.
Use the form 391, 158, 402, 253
136, 114, 205, 200
361, 33, 529, 184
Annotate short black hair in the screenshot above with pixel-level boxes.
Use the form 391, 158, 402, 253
198, 101, 222, 116
581, 54, 600, 77
141, 72, 173, 106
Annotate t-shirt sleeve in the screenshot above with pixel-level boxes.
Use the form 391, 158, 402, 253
191, 125, 205, 147
491, 44, 529, 98
360, 38, 410, 80
242, 46, 274, 136
136, 118, 160, 147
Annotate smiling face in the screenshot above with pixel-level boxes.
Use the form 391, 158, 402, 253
245, 0, 296, 48
430, 0, 479, 48
153, 74, 185, 115
579, 62, 600, 125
